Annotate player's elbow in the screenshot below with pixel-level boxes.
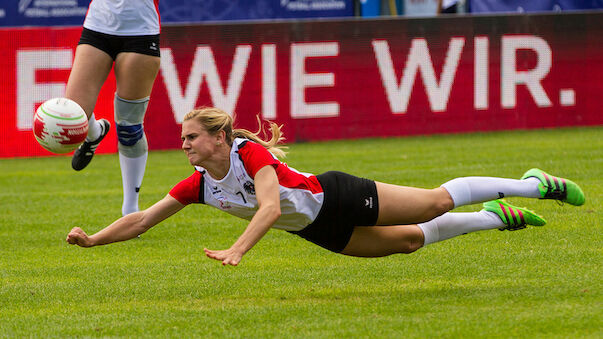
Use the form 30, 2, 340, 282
269, 205, 282, 220
262, 203, 282, 222
133, 211, 155, 233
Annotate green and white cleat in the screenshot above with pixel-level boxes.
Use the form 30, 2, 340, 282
483, 199, 547, 231
521, 168, 585, 206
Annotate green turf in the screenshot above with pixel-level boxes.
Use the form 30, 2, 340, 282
1, 127, 601, 338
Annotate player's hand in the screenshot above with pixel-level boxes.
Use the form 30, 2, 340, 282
204, 247, 243, 266
66, 227, 94, 247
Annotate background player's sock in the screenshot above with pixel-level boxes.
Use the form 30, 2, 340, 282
86, 113, 102, 141
119, 153, 147, 216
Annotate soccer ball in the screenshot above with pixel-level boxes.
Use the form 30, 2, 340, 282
33, 98, 89, 154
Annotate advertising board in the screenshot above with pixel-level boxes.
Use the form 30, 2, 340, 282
1, 12, 602, 157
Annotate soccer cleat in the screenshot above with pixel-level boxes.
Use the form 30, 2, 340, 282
71, 119, 110, 171
521, 168, 585, 206
483, 199, 547, 231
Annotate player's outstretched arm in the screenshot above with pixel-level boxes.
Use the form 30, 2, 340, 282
66, 195, 185, 247
204, 165, 281, 266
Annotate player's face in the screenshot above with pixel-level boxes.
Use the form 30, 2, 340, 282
181, 120, 220, 166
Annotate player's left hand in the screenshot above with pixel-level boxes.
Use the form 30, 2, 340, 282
204, 247, 243, 266
66, 227, 94, 247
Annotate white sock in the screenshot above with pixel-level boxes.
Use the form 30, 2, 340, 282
441, 176, 541, 208
119, 152, 147, 216
418, 210, 504, 246
86, 113, 102, 141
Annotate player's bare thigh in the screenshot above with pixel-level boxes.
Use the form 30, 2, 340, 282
341, 182, 452, 258
375, 181, 453, 225
65, 44, 114, 118
341, 224, 424, 257
114, 52, 160, 100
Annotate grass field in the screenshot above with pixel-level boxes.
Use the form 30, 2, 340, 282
1, 127, 602, 338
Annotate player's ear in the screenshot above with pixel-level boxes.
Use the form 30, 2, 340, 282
216, 129, 226, 144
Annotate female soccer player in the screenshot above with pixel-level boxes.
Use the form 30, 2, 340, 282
66, 0, 161, 216
66, 107, 585, 266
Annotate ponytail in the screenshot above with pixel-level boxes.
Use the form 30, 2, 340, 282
183, 107, 287, 158
233, 115, 287, 158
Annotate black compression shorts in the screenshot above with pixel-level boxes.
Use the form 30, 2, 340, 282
78, 27, 160, 60
289, 171, 379, 253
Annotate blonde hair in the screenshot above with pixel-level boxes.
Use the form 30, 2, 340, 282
183, 107, 287, 158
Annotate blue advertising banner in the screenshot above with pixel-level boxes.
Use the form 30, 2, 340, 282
470, 0, 603, 13
0, 0, 354, 28
0, 0, 89, 28
158, 0, 353, 22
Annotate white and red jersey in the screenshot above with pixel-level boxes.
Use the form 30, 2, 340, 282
169, 138, 324, 231
84, 0, 160, 36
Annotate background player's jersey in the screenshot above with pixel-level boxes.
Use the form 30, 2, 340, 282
169, 138, 324, 231
84, 0, 160, 36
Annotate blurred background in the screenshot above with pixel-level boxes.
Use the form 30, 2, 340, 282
1, 0, 602, 158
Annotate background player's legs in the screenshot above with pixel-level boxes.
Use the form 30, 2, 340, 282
113, 52, 160, 215
65, 44, 113, 141
114, 52, 160, 100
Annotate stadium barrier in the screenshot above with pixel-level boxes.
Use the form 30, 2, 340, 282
1, 12, 602, 158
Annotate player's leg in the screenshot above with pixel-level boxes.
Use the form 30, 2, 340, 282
374, 182, 453, 225
441, 176, 542, 208
418, 199, 546, 247
68, 29, 116, 171
114, 52, 160, 100
342, 200, 546, 257
375, 173, 554, 226
66, 44, 113, 168
113, 52, 160, 215
341, 224, 425, 257
441, 171, 585, 208
65, 44, 113, 119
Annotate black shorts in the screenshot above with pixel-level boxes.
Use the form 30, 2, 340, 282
289, 171, 379, 253
78, 27, 160, 60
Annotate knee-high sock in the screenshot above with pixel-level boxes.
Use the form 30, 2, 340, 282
441, 176, 541, 208
418, 211, 504, 246
115, 95, 149, 216
119, 152, 147, 216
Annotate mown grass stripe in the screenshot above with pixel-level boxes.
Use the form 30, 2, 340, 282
0, 126, 601, 338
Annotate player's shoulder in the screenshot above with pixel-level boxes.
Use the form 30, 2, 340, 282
182, 168, 205, 185
169, 168, 205, 205
234, 138, 271, 155
234, 137, 255, 149
233, 138, 280, 177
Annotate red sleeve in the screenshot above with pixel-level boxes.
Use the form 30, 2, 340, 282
168, 171, 203, 205
237, 141, 279, 178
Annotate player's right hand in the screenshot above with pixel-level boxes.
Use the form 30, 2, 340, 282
66, 227, 93, 247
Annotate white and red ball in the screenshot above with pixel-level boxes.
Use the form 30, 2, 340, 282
33, 98, 89, 154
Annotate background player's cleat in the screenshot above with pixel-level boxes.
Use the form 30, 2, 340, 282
72, 119, 110, 171
521, 168, 585, 206
483, 199, 547, 231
